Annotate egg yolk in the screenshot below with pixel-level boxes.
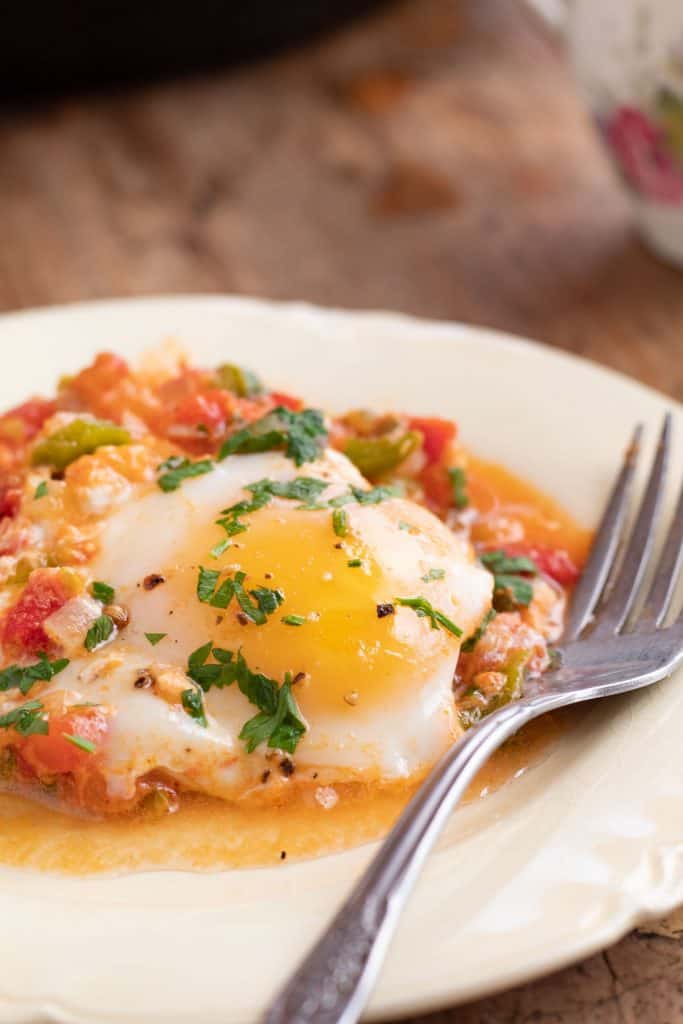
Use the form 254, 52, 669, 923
173, 504, 456, 718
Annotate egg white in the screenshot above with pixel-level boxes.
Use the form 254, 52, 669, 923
35, 449, 492, 803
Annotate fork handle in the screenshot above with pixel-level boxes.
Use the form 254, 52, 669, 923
263, 695, 555, 1024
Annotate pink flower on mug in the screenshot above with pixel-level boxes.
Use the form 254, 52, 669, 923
605, 106, 683, 203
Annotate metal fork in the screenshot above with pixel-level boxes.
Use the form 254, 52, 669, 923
264, 415, 683, 1024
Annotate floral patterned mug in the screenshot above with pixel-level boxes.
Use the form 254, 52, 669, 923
533, 0, 683, 266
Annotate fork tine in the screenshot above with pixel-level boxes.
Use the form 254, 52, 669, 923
634, 477, 683, 629
563, 423, 643, 642
593, 414, 671, 636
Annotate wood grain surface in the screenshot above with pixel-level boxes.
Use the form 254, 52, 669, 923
1, 0, 682, 1020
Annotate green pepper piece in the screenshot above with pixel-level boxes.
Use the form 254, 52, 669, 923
214, 363, 263, 397
32, 419, 131, 472
344, 431, 420, 480
501, 649, 531, 703
457, 649, 530, 730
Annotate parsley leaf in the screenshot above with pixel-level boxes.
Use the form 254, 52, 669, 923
84, 615, 115, 652
0, 655, 69, 696
33, 481, 48, 500
218, 407, 327, 467
461, 608, 497, 653
62, 733, 97, 753
157, 455, 214, 493
448, 467, 469, 509
185, 646, 306, 753
248, 477, 328, 505
479, 551, 538, 575
0, 699, 49, 736
91, 580, 115, 604
181, 686, 208, 728
239, 676, 306, 754
197, 566, 221, 603
329, 484, 398, 508
395, 596, 463, 637
187, 643, 238, 690
144, 632, 167, 646
196, 568, 280, 625
250, 587, 284, 616
347, 559, 362, 568
479, 550, 537, 610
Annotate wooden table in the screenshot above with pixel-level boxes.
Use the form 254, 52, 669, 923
1, 0, 682, 1020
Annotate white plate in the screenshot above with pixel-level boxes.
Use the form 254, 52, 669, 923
0, 296, 681, 1024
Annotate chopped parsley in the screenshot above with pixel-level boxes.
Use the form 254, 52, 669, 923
219, 407, 327, 467
62, 733, 97, 753
461, 608, 497, 653
421, 568, 445, 582
250, 477, 329, 505
0, 655, 69, 696
479, 550, 537, 609
282, 614, 306, 626
0, 699, 48, 736
395, 596, 463, 637
144, 632, 167, 646
185, 645, 306, 753
157, 455, 214, 493
328, 484, 398, 508
251, 587, 285, 616
181, 686, 208, 728
186, 642, 237, 690
209, 478, 397, 556
209, 477, 327, 554
448, 467, 469, 509
347, 559, 362, 568
332, 508, 347, 537
239, 675, 305, 754
33, 481, 48, 500
398, 520, 412, 531
196, 567, 282, 625
84, 614, 115, 652
91, 580, 115, 604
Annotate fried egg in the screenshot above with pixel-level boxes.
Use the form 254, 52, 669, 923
33, 448, 492, 804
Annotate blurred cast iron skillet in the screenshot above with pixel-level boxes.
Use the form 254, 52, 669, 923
1, 0, 391, 98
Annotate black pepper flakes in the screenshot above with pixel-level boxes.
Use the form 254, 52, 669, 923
280, 850, 287, 860
279, 757, 295, 777
292, 671, 306, 685
143, 573, 166, 591
261, 769, 271, 785
376, 603, 395, 618
236, 612, 250, 626
134, 672, 153, 689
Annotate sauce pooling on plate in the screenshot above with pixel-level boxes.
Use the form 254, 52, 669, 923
0, 352, 589, 873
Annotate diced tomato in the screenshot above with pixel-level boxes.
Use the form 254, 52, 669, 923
172, 390, 277, 436
409, 417, 457, 464
173, 390, 234, 431
0, 397, 56, 445
19, 707, 108, 776
271, 391, 304, 412
498, 543, 581, 586
2, 570, 71, 654
0, 485, 21, 520
419, 463, 453, 511
66, 352, 130, 403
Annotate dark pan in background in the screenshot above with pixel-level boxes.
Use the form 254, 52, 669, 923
1, 0, 390, 97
